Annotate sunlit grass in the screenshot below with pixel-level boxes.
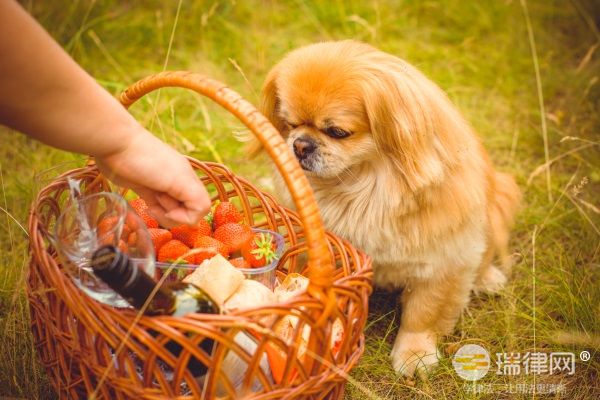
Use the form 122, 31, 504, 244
1, 0, 598, 399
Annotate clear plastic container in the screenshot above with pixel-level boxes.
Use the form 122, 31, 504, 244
156, 228, 285, 290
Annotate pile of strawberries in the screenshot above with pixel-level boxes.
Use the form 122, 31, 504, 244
127, 198, 278, 269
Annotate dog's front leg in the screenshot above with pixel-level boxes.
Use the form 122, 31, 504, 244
391, 268, 474, 376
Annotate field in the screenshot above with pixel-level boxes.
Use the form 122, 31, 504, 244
1, 0, 599, 399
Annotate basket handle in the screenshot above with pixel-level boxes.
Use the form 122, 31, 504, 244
119, 71, 333, 290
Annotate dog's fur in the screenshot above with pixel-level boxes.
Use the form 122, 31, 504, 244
255, 40, 521, 376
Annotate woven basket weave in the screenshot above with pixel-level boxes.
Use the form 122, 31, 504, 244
27, 71, 373, 399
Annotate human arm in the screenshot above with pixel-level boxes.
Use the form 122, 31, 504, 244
0, 0, 210, 226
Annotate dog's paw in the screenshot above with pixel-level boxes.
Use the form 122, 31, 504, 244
475, 264, 507, 294
391, 330, 439, 377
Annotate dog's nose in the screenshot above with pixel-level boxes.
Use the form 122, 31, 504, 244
293, 138, 316, 160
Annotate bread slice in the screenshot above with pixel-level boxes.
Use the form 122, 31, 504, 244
183, 254, 244, 304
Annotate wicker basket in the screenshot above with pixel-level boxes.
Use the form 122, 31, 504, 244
27, 71, 373, 399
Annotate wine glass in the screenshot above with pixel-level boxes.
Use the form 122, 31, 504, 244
54, 191, 155, 307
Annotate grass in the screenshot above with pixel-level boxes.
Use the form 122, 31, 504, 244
1, 0, 599, 398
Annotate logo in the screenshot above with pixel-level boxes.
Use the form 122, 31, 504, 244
453, 344, 491, 381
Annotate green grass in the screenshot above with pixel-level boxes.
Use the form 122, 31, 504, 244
1, 0, 599, 398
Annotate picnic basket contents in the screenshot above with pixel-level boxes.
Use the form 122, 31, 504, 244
27, 71, 373, 398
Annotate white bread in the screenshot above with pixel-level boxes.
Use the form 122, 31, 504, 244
183, 254, 244, 304
224, 279, 276, 312
274, 273, 309, 303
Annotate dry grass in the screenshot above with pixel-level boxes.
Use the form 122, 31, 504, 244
1, 0, 598, 398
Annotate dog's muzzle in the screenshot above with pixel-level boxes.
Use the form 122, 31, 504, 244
293, 137, 316, 160
292, 136, 319, 171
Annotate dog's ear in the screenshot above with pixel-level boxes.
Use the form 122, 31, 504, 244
259, 66, 285, 133
244, 66, 284, 157
362, 61, 455, 190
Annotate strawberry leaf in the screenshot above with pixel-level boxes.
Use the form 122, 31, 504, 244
249, 233, 277, 263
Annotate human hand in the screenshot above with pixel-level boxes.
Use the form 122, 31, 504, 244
94, 126, 210, 228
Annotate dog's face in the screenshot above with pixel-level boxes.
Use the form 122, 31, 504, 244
261, 41, 389, 179
260, 40, 456, 188
272, 64, 377, 178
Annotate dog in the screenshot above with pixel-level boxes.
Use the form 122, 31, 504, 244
252, 40, 521, 376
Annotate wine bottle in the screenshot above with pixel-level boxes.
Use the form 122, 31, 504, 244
91, 245, 219, 377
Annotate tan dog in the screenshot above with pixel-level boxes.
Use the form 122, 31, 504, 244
255, 40, 520, 376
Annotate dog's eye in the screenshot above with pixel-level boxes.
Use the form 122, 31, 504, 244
324, 126, 351, 139
285, 121, 299, 129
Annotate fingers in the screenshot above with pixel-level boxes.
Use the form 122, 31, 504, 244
148, 204, 174, 228
157, 192, 200, 227
181, 180, 211, 222
145, 196, 188, 229
132, 187, 172, 228
164, 167, 211, 223
120, 171, 210, 228
138, 189, 210, 229
164, 206, 196, 226
156, 192, 180, 212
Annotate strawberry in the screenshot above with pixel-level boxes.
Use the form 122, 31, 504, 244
117, 239, 128, 253
129, 198, 158, 229
170, 225, 196, 247
129, 198, 147, 212
97, 216, 119, 238
213, 223, 253, 254
97, 216, 130, 240
158, 240, 194, 264
148, 228, 172, 254
125, 211, 140, 231
229, 257, 251, 269
141, 214, 159, 229
127, 228, 152, 256
127, 231, 138, 247
241, 232, 277, 268
170, 219, 212, 248
213, 201, 242, 228
192, 236, 228, 264
197, 219, 212, 236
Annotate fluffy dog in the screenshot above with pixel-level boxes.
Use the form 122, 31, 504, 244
254, 40, 520, 376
